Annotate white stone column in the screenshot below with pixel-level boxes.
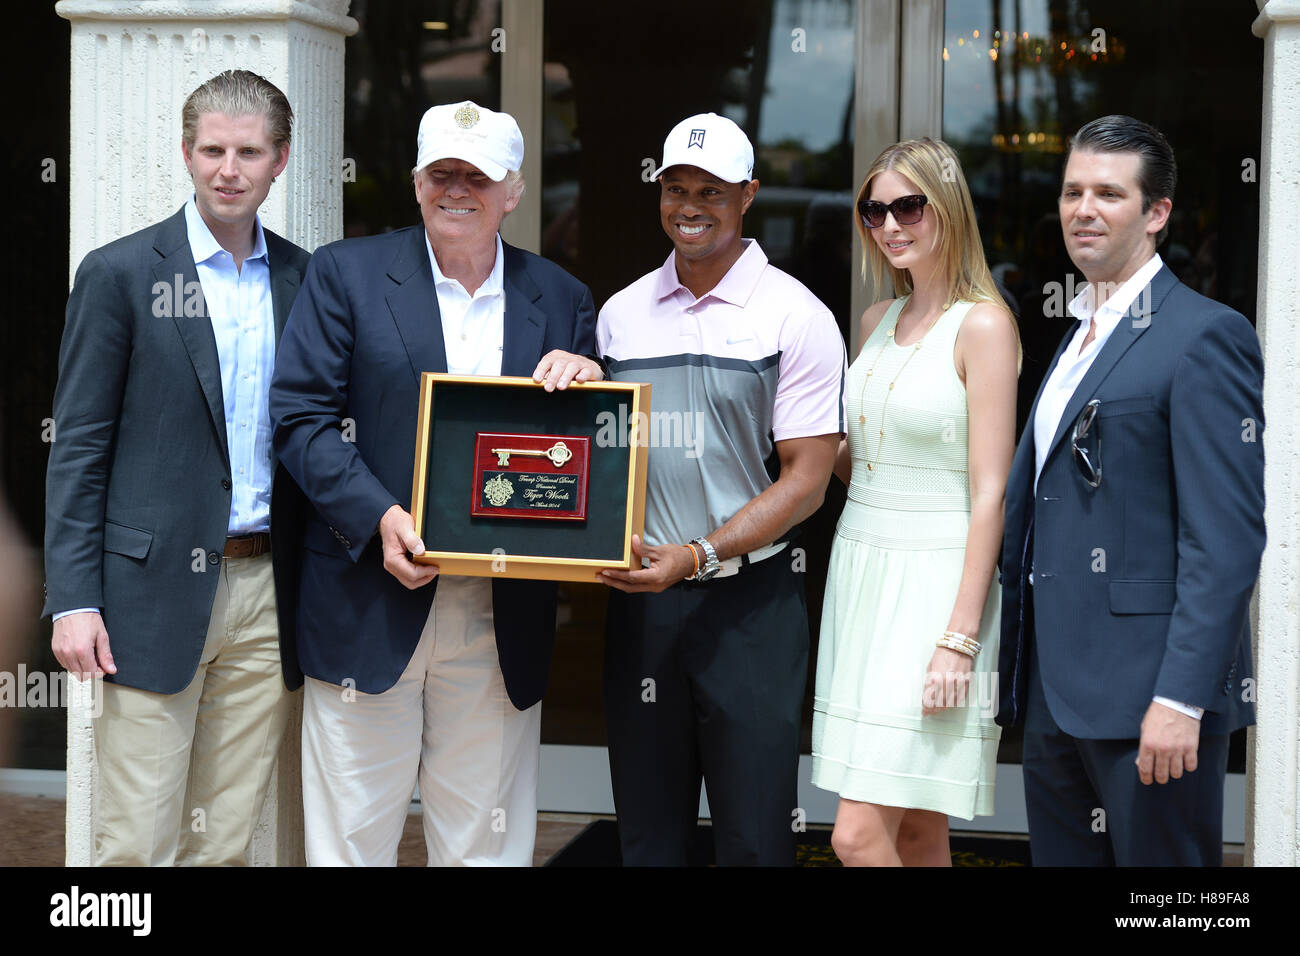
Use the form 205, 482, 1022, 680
55, 0, 357, 866
499, 0, 543, 254
1247, 0, 1300, 867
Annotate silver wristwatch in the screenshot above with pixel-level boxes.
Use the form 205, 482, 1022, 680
690, 536, 721, 582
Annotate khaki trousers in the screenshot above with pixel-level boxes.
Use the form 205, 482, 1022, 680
92, 553, 291, 866
302, 576, 542, 867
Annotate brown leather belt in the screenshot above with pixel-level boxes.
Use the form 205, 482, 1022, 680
224, 533, 271, 559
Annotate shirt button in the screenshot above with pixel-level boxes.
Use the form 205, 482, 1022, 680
221, 478, 232, 490
687, 308, 695, 315
207, 551, 221, 566
461, 333, 467, 341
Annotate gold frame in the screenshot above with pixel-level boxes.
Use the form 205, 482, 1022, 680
409, 374, 651, 582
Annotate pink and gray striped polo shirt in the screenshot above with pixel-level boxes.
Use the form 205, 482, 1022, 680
597, 239, 847, 548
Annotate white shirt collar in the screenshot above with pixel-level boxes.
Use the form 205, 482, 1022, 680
424, 232, 505, 298
184, 195, 268, 265
1067, 252, 1164, 324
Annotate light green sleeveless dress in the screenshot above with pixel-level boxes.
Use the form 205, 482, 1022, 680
811, 296, 1001, 819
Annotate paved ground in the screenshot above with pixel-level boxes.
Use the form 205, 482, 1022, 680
0, 793, 1243, 866
0, 793, 591, 866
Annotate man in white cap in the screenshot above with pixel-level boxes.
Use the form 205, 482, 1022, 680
270, 101, 601, 865
598, 113, 846, 864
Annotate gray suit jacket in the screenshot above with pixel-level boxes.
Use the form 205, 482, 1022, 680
43, 206, 311, 694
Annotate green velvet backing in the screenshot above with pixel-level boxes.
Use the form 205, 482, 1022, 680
421, 383, 632, 561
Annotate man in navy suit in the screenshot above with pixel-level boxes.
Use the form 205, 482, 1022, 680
270, 101, 600, 866
43, 70, 311, 865
997, 115, 1264, 866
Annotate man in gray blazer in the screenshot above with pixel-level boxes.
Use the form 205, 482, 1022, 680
42, 70, 311, 865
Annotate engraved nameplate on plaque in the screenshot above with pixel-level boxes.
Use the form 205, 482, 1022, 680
470, 432, 590, 521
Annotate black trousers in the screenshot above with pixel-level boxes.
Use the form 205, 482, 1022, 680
602, 553, 810, 866
1023, 621, 1228, 867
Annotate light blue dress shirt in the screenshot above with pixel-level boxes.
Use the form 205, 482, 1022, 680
184, 196, 276, 536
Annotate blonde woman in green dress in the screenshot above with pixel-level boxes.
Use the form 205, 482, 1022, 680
812, 139, 1020, 866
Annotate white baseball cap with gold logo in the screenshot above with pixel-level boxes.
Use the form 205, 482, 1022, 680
414, 101, 524, 181
652, 112, 755, 183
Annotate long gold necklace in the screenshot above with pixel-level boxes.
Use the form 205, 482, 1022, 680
858, 301, 947, 472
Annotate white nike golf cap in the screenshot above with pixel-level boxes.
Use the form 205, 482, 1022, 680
414, 101, 523, 182
652, 112, 754, 183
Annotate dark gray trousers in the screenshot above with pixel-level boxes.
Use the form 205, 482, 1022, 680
1024, 641, 1228, 867
603, 553, 809, 866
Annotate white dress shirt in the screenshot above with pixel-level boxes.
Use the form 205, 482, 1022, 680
1033, 253, 1164, 489
425, 232, 505, 377
1029, 253, 1202, 720
420, 232, 505, 633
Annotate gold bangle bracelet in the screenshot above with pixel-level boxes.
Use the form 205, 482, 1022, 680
936, 643, 977, 658
936, 636, 980, 657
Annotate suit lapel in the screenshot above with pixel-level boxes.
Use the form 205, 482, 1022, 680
153, 207, 230, 468
499, 243, 545, 377
1040, 265, 1177, 469
385, 234, 546, 380
266, 232, 302, 345
386, 227, 449, 381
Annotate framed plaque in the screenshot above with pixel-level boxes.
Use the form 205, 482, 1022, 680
409, 374, 651, 582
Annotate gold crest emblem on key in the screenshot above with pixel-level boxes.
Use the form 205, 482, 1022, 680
490, 441, 574, 468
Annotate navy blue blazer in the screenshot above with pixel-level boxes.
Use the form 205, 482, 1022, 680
997, 265, 1264, 738
269, 226, 596, 710
43, 207, 312, 694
